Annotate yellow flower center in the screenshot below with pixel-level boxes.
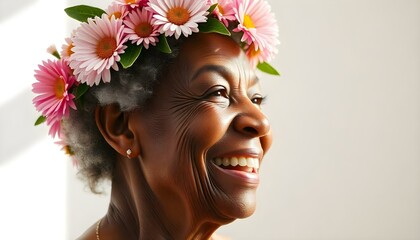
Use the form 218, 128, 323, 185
244, 14, 255, 29
63, 145, 75, 156
248, 44, 261, 58
125, 0, 136, 4
66, 43, 74, 57
135, 22, 153, 37
167, 7, 190, 25
54, 76, 66, 99
217, 5, 225, 15
96, 37, 117, 59
109, 12, 122, 19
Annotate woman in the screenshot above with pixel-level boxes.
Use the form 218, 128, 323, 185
32, 0, 279, 239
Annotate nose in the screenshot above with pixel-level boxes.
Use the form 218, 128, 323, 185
232, 102, 271, 138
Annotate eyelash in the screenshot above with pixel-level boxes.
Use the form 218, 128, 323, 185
209, 88, 229, 99
204, 87, 267, 106
251, 95, 267, 106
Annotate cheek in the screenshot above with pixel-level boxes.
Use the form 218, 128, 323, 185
184, 105, 230, 149
138, 103, 221, 206
172, 102, 230, 183
168, 95, 231, 152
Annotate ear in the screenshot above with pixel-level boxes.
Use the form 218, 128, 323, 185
95, 104, 141, 159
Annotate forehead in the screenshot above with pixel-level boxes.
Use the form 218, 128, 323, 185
169, 33, 258, 87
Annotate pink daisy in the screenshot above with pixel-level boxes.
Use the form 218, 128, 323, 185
148, 0, 209, 39
124, 7, 160, 49
105, 1, 129, 19
32, 59, 77, 137
209, 0, 236, 27
115, 0, 148, 8
245, 42, 277, 68
232, 0, 279, 53
69, 14, 128, 86
46, 113, 63, 137
61, 30, 76, 60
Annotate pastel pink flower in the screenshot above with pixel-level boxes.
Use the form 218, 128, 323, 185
232, 0, 279, 59
124, 7, 160, 49
106, 1, 130, 20
209, 0, 236, 27
115, 0, 148, 8
60, 31, 76, 60
148, 0, 209, 39
69, 14, 128, 86
245, 42, 277, 68
32, 59, 77, 137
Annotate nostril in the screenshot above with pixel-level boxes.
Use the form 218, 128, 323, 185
243, 126, 258, 135
233, 110, 270, 137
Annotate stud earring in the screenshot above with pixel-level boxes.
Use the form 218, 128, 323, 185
126, 148, 132, 158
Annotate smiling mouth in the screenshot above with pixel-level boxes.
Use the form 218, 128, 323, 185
213, 157, 259, 173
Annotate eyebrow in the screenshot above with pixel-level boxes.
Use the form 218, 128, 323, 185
191, 64, 231, 82
191, 64, 260, 87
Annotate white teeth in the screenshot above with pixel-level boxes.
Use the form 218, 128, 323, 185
222, 157, 230, 166
246, 158, 253, 167
213, 157, 259, 170
238, 157, 247, 166
231, 157, 238, 166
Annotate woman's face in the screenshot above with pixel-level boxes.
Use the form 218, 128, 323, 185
133, 33, 272, 223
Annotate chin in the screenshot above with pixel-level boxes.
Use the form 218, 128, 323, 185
202, 154, 261, 220
222, 189, 258, 219
208, 170, 259, 219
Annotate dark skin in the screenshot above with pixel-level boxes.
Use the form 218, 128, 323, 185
79, 33, 273, 240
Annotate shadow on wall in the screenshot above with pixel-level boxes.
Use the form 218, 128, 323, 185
0, 0, 38, 22
0, 89, 44, 165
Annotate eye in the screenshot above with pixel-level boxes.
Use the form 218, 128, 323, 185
203, 86, 229, 99
251, 94, 266, 106
203, 86, 230, 106
210, 88, 229, 99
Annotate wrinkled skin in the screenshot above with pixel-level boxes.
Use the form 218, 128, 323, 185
83, 33, 273, 240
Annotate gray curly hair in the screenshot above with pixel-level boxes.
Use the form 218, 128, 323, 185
61, 41, 182, 193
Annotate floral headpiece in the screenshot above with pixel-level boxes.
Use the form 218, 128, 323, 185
32, 0, 280, 157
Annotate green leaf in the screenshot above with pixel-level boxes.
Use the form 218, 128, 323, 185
120, 43, 143, 69
64, 5, 106, 22
74, 83, 89, 100
199, 17, 231, 36
34, 115, 46, 126
208, 3, 218, 13
257, 62, 281, 76
156, 35, 172, 54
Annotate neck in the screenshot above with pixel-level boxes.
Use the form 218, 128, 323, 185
101, 156, 222, 239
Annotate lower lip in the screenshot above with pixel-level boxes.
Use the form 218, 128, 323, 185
210, 162, 260, 185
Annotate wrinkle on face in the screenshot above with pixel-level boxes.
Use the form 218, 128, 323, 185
132, 33, 272, 236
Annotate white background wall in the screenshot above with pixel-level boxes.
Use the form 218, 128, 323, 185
0, 0, 419, 239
